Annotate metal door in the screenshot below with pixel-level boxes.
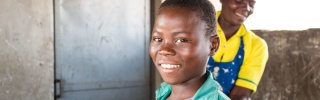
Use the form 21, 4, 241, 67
54, 0, 151, 99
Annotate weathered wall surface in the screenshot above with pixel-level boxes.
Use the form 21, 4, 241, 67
252, 29, 320, 100
0, 0, 54, 100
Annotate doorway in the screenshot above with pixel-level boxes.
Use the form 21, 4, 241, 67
54, 0, 151, 99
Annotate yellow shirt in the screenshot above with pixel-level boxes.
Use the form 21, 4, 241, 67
213, 12, 269, 92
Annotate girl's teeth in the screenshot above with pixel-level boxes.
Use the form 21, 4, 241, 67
161, 64, 180, 68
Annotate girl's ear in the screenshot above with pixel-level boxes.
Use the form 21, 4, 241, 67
209, 35, 220, 56
220, 0, 224, 4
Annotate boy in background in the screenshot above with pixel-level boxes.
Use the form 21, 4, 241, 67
207, 0, 269, 99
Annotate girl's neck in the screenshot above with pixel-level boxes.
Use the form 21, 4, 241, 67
167, 72, 206, 100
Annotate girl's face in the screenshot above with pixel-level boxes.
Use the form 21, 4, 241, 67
149, 7, 217, 85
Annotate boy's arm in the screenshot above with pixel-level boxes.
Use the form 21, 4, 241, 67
229, 85, 252, 100
234, 37, 269, 93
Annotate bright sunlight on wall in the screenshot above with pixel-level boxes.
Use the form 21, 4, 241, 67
209, 0, 320, 30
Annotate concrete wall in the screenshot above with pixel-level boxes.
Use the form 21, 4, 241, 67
0, 0, 54, 100
252, 29, 320, 100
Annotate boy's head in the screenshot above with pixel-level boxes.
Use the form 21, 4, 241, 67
149, 0, 219, 85
220, 0, 255, 25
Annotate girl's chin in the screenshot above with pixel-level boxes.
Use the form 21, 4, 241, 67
162, 78, 181, 85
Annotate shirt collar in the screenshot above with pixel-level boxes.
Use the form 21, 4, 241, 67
216, 11, 247, 37
155, 71, 222, 100
192, 70, 221, 99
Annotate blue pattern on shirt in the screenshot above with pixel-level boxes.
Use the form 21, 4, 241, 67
207, 37, 245, 95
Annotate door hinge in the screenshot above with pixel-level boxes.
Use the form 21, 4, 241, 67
55, 79, 63, 98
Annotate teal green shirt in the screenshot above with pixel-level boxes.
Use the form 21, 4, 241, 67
155, 70, 230, 100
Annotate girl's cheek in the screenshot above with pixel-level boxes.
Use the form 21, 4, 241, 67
149, 44, 159, 56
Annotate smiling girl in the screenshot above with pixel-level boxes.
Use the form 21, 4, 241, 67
149, 0, 230, 100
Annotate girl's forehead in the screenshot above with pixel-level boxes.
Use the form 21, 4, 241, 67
153, 8, 207, 38
156, 8, 202, 26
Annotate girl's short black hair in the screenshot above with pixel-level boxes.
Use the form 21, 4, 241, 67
160, 0, 217, 37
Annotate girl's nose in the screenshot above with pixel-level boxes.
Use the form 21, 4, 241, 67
158, 42, 175, 56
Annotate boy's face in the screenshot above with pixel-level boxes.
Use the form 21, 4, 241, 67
221, 0, 255, 25
149, 7, 214, 85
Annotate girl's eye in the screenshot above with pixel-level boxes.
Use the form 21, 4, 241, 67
153, 37, 162, 42
175, 38, 188, 43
